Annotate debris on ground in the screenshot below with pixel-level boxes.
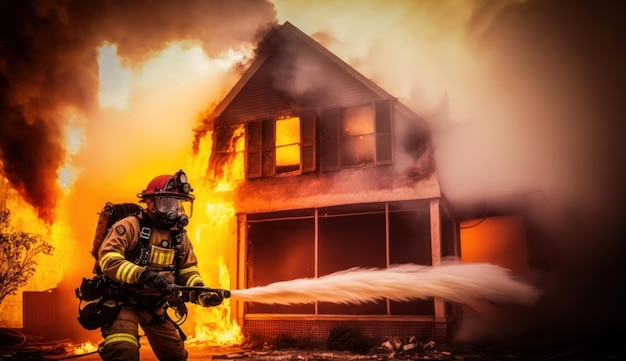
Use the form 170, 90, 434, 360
216, 335, 626, 361
374, 336, 454, 360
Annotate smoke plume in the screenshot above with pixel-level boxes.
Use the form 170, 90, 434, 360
274, 0, 626, 345
0, 0, 276, 222
460, 0, 626, 344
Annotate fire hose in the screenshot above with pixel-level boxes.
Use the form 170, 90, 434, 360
128, 285, 231, 300
117, 284, 231, 318
76, 275, 231, 335
116, 285, 231, 342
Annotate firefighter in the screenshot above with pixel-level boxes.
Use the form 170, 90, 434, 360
96, 170, 223, 361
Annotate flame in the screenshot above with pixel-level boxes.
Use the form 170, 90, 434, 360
71, 341, 98, 355
2, 187, 71, 291
0, 113, 80, 325
0, 181, 73, 326
186, 257, 243, 347
0, 38, 249, 341
181, 127, 246, 346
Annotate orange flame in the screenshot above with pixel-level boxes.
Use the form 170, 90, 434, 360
0, 179, 73, 326
0, 116, 80, 327
186, 257, 243, 346
6, 190, 71, 291
182, 128, 246, 346
0, 43, 247, 342
71, 341, 98, 355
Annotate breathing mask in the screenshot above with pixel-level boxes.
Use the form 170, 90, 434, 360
138, 170, 195, 230
154, 196, 193, 228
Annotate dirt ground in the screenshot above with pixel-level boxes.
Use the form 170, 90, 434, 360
2, 331, 625, 360
2, 343, 625, 361
37, 339, 625, 361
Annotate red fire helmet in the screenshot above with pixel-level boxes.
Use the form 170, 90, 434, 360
137, 169, 195, 201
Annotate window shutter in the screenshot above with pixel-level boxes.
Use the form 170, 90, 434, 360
375, 100, 393, 164
246, 121, 262, 178
262, 118, 275, 177
300, 110, 317, 173
320, 107, 340, 171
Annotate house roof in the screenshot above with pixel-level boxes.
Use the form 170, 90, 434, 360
206, 21, 424, 124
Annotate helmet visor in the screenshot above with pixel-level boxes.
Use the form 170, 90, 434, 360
155, 197, 193, 218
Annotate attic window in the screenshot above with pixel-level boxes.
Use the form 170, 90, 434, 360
276, 117, 301, 174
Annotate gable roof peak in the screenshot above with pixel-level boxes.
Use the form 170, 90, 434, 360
205, 21, 424, 124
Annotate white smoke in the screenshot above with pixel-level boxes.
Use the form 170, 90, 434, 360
231, 262, 539, 306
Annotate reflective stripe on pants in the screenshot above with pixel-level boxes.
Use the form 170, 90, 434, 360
103, 332, 139, 348
100, 306, 187, 361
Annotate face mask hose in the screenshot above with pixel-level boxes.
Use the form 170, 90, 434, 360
178, 214, 189, 228
155, 209, 189, 229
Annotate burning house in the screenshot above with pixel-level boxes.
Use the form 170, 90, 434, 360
201, 22, 460, 344
1, 1, 624, 356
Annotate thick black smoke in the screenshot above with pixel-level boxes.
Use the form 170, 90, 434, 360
0, 0, 276, 222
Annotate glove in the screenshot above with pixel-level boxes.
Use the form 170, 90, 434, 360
139, 269, 177, 296
195, 291, 224, 307
186, 282, 205, 303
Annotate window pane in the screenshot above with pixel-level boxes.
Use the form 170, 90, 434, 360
341, 105, 375, 167
276, 117, 300, 146
247, 215, 315, 314
276, 117, 301, 174
341, 105, 374, 136
276, 144, 300, 170
318, 209, 386, 315
389, 208, 431, 266
342, 134, 375, 166
388, 202, 434, 316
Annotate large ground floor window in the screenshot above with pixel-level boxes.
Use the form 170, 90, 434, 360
245, 200, 437, 315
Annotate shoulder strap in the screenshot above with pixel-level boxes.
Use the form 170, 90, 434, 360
131, 214, 187, 271
132, 211, 153, 266
171, 230, 185, 255
137, 211, 152, 245
170, 229, 188, 277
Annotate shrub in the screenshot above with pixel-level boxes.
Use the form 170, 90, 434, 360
0, 210, 53, 305
273, 333, 321, 350
326, 325, 376, 354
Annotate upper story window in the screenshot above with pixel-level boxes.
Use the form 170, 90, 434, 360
341, 104, 375, 167
246, 111, 316, 179
275, 117, 301, 174
321, 100, 393, 171
244, 100, 393, 179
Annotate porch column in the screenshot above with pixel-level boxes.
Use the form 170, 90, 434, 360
236, 213, 247, 327
430, 198, 445, 322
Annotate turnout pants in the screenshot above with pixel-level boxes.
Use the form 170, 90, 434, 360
99, 305, 187, 361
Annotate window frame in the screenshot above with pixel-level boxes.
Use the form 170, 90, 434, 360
245, 110, 316, 179
320, 99, 394, 172
340, 104, 377, 168
244, 200, 434, 316
275, 116, 302, 175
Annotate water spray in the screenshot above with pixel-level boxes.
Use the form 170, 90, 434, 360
229, 262, 539, 306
